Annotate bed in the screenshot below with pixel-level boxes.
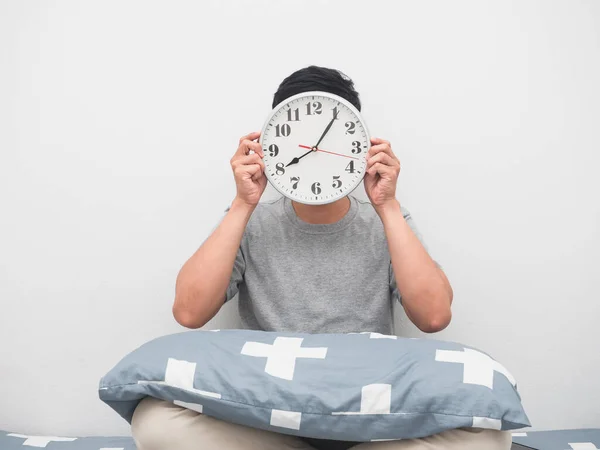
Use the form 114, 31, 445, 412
0, 430, 136, 449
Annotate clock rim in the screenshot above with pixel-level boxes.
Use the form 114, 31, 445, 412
259, 90, 371, 206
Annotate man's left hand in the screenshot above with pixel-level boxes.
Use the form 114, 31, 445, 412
364, 137, 401, 211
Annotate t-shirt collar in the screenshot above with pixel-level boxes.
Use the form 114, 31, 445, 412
283, 195, 359, 234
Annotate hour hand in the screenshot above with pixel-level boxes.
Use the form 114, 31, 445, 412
285, 157, 300, 167
285, 147, 314, 167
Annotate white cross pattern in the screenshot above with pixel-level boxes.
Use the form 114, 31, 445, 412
435, 348, 516, 389
137, 357, 221, 399
7, 434, 77, 447
174, 399, 203, 413
270, 409, 302, 430
332, 384, 393, 415
241, 337, 327, 380
567, 444, 600, 450
369, 332, 397, 340
347, 332, 397, 339
472, 416, 502, 430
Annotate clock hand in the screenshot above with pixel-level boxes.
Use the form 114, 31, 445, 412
285, 147, 315, 167
313, 109, 339, 149
298, 144, 359, 160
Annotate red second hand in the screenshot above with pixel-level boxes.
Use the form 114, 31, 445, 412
298, 144, 358, 160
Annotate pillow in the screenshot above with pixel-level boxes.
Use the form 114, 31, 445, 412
99, 329, 530, 442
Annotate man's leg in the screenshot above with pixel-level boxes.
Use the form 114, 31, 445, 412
131, 397, 315, 450
351, 427, 512, 450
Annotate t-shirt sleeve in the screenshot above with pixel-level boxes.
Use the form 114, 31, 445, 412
209, 206, 246, 303
225, 245, 246, 302
389, 207, 439, 305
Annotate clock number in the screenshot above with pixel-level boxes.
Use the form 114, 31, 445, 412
290, 176, 300, 189
268, 144, 279, 157
275, 162, 285, 175
305, 101, 322, 115
331, 106, 340, 120
275, 124, 291, 137
311, 182, 322, 195
286, 108, 300, 122
351, 141, 362, 154
345, 121, 356, 135
345, 160, 356, 174
332, 175, 342, 189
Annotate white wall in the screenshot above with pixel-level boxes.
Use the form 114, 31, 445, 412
1, 0, 599, 437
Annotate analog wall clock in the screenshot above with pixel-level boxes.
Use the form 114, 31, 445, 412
259, 91, 370, 205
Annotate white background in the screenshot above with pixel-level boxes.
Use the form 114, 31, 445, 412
1, 0, 599, 437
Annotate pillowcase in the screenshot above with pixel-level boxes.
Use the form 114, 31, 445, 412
99, 329, 530, 442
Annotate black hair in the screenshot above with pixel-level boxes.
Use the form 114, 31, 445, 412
272, 65, 361, 111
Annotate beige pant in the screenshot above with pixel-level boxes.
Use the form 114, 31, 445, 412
131, 397, 512, 450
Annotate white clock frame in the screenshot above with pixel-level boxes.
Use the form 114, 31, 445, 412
259, 90, 371, 205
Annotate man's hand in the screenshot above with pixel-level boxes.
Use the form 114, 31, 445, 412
231, 132, 267, 208
364, 137, 401, 212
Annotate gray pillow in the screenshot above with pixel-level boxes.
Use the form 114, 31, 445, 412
99, 329, 530, 442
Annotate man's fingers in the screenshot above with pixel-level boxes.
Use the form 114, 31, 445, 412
366, 152, 396, 169
368, 142, 397, 161
232, 153, 266, 182
234, 162, 264, 180
239, 131, 261, 145
367, 162, 391, 176
240, 163, 265, 182
366, 162, 396, 177
244, 140, 264, 157
236, 132, 263, 157
370, 137, 390, 146
235, 140, 264, 158
232, 153, 265, 170
249, 164, 265, 181
237, 140, 263, 157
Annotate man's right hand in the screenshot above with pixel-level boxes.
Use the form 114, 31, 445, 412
230, 131, 267, 208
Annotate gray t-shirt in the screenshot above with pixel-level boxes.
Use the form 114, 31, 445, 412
223, 195, 427, 335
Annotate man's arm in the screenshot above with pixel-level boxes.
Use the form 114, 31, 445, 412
378, 200, 453, 333
173, 199, 254, 328
173, 132, 266, 329
364, 137, 453, 333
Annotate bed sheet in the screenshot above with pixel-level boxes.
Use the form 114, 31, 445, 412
0, 430, 136, 449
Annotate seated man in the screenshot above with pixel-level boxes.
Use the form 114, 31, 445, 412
131, 66, 512, 450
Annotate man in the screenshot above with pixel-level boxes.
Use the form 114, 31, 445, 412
131, 66, 511, 450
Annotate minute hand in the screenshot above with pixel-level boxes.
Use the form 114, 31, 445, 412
313, 110, 339, 149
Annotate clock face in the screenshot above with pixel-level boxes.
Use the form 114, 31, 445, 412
260, 91, 370, 205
